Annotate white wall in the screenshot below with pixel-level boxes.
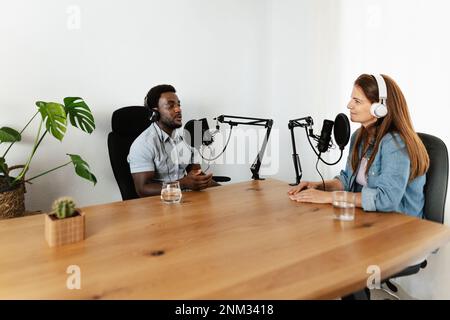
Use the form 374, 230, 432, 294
268, 0, 343, 185
2, 0, 448, 223
0, 0, 270, 211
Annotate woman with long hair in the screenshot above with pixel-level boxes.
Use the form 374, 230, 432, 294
288, 74, 429, 217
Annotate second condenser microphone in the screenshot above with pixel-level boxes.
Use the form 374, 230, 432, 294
317, 119, 334, 153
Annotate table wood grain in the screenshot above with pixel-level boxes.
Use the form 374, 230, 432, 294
1, 179, 449, 299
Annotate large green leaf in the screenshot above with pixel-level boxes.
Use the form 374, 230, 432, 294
63, 97, 95, 134
0, 157, 7, 175
0, 127, 21, 143
67, 153, 97, 185
36, 101, 67, 141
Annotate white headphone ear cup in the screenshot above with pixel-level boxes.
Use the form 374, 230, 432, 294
371, 103, 387, 118
370, 103, 379, 117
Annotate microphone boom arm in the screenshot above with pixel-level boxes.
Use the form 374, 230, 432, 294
288, 115, 346, 185
215, 115, 274, 180
288, 116, 314, 186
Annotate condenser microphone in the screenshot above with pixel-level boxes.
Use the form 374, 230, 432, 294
183, 118, 231, 183
317, 119, 334, 153
183, 118, 214, 149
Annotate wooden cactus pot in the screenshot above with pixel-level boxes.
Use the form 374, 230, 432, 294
45, 210, 85, 247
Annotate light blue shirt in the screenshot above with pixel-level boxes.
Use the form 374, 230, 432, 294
335, 130, 426, 217
127, 122, 201, 183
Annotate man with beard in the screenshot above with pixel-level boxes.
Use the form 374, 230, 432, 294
128, 84, 217, 197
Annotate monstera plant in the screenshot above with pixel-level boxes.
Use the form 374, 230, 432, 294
0, 97, 97, 218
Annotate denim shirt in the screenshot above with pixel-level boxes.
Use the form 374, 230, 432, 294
335, 130, 426, 218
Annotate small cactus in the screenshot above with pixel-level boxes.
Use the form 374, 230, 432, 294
52, 197, 77, 219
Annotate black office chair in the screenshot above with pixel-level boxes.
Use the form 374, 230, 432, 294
108, 106, 230, 201
381, 132, 449, 296
108, 106, 149, 200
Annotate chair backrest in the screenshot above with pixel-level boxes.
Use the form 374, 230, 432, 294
107, 106, 150, 200
418, 133, 449, 224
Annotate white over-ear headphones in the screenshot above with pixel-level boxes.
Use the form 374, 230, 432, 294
370, 74, 388, 118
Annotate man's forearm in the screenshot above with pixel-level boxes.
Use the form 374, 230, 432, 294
178, 176, 190, 190
136, 182, 162, 197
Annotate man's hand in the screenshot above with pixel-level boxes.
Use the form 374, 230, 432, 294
179, 169, 213, 191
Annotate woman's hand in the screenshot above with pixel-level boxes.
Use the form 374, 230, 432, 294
289, 189, 333, 204
287, 181, 321, 196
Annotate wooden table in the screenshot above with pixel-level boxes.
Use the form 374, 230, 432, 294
1, 179, 450, 299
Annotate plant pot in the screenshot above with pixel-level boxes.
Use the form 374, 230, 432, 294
0, 176, 25, 219
45, 210, 85, 247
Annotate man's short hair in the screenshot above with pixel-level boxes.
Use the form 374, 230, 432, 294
144, 84, 176, 111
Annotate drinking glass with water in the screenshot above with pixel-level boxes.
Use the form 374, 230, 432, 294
332, 191, 355, 221
161, 181, 182, 204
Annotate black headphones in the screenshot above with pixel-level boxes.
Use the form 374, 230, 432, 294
144, 94, 160, 122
